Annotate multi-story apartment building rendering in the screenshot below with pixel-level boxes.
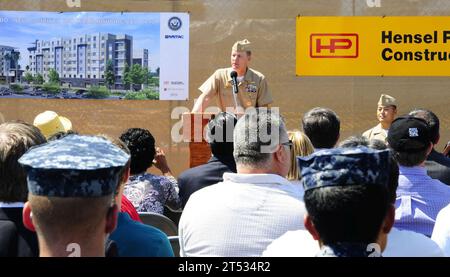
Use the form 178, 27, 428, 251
0, 45, 20, 82
132, 48, 149, 70
27, 33, 147, 89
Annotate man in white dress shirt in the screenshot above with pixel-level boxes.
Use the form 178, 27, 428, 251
178, 108, 305, 257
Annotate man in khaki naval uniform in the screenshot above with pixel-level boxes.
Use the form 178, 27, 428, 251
192, 39, 273, 113
362, 94, 398, 142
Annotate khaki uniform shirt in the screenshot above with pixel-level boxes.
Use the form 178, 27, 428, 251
198, 67, 273, 111
362, 123, 388, 142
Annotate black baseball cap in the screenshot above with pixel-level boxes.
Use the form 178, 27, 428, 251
387, 116, 431, 152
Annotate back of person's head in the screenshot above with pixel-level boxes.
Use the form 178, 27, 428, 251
304, 185, 389, 244
299, 147, 392, 245
287, 130, 314, 181
28, 194, 113, 245
387, 116, 432, 167
234, 108, 288, 168
205, 112, 237, 157
302, 107, 340, 149
47, 130, 79, 141
340, 136, 399, 204
0, 121, 46, 202
409, 108, 440, 145
339, 135, 387, 150
120, 128, 156, 175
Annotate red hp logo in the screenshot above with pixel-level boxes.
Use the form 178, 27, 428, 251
310, 34, 359, 58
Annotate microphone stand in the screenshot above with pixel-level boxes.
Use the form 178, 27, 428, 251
231, 78, 240, 114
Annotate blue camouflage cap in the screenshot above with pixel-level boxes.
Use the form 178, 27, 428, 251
297, 147, 390, 192
18, 135, 130, 197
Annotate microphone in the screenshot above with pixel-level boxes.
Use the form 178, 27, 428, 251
230, 71, 239, 94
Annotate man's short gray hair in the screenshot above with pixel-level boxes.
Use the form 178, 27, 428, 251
233, 108, 287, 167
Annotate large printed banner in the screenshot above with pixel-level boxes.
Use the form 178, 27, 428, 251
296, 16, 450, 76
0, 11, 189, 100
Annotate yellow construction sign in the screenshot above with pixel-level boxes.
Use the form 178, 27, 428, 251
296, 16, 450, 76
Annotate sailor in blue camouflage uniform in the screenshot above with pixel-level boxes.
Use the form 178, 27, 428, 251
298, 147, 395, 257
18, 135, 130, 257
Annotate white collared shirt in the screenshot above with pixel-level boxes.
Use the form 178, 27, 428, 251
431, 203, 450, 256
179, 173, 306, 257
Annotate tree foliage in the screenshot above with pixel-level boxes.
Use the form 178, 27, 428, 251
48, 69, 60, 83
24, 72, 34, 84
34, 74, 44, 85
104, 59, 115, 90
122, 63, 131, 89
87, 85, 111, 99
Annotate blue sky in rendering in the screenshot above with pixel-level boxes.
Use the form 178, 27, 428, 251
0, 11, 161, 72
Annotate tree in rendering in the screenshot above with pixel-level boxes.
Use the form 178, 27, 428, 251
122, 63, 131, 90
11, 51, 20, 83
104, 59, 115, 90
129, 64, 145, 90
48, 69, 60, 83
24, 72, 34, 84
34, 73, 44, 85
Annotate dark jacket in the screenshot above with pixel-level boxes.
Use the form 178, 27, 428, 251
0, 207, 39, 257
178, 155, 236, 207
425, 149, 450, 186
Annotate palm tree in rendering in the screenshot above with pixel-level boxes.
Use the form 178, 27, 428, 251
11, 51, 20, 83
3, 51, 20, 83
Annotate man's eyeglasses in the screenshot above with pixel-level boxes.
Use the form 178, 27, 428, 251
281, 140, 293, 150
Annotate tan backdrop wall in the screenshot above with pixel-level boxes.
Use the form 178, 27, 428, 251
0, 0, 449, 177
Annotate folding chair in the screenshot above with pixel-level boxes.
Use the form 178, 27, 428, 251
138, 212, 178, 236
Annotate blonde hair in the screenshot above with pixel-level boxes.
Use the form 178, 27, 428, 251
287, 130, 314, 181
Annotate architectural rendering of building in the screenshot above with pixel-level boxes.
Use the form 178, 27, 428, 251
27, 33, 148, 89
132, 48, 149, 70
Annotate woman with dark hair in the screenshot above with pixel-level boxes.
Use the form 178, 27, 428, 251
120, 128, 181, 214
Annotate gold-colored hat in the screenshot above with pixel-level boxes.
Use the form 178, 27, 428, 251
232, 39, 251, 52
33, 110, 72, 138
377, 94, 397, 107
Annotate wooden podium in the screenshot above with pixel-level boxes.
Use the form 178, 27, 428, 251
182, 112, 216, 168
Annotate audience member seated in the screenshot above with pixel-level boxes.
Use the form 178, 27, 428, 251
33, 110, 72, 139
106, 136, 173, 257
263, 136, 444, 257
299, 147, 395, 257
178, 112, 238, 207
409, 109, 450, 186
301, 107, 340, 150
179, 108, 305, 257
0, 121, 46, 256
19, 135, 129, 257
286, 130, 314, 188
387, 116, 450, 237
120, 128, 182, 214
